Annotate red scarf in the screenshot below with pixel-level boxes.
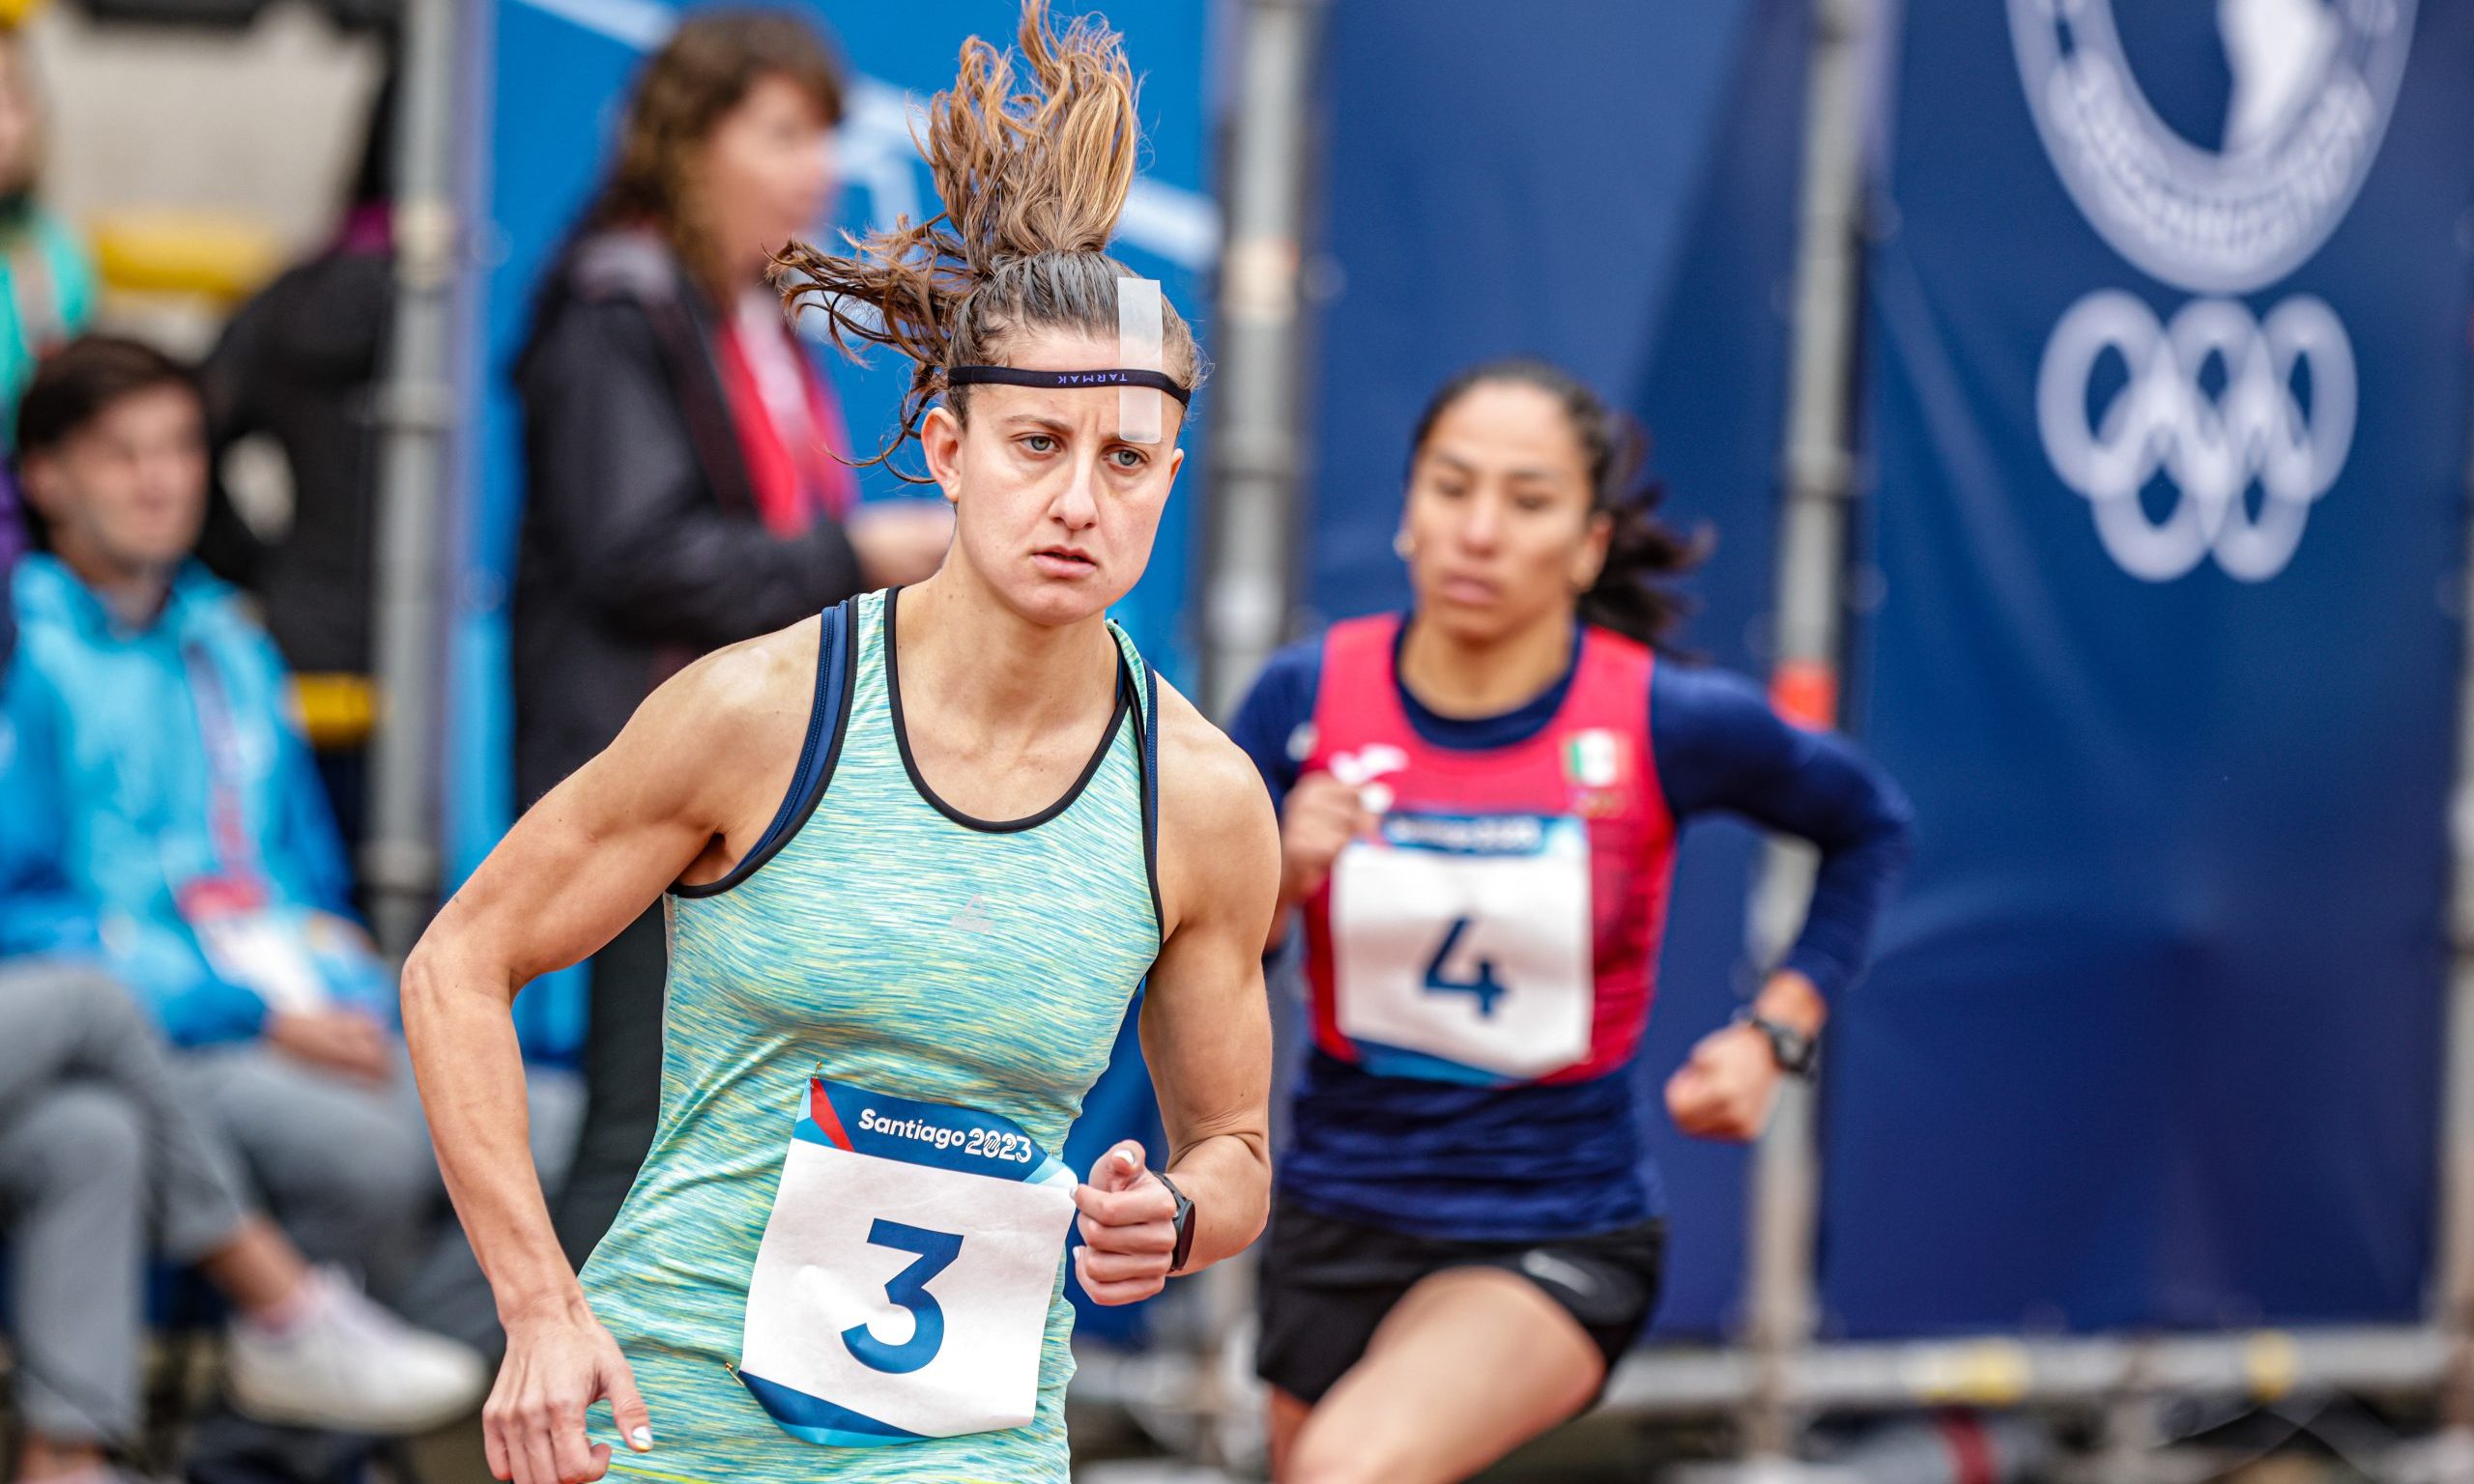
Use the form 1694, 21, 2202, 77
711, 316, 859, 535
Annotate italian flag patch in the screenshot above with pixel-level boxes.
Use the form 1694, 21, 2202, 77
1564, 729, 1623, 788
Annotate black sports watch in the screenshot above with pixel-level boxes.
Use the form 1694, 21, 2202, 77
1153, 1169, 1196, 1273
1738, 1009, 1819, 1077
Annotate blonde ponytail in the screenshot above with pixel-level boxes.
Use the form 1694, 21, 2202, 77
772, 0, 1202, 478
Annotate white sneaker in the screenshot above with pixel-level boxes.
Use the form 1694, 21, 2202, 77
224, 1268, 488, 1435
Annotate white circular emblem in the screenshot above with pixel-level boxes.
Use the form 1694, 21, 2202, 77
2009, 0, 2416, 294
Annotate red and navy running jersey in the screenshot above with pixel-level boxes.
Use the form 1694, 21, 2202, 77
1300, 614, 1672, 1086
1231, 616, 1911, 1241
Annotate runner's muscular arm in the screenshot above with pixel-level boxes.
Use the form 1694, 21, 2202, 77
401, 624, 813, 1484
1071, 682, 1280, 1304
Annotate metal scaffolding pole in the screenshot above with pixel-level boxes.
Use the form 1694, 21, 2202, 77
1199, 0, 1322, 719
363, 0, 463, 958
1740, 0, 1877, 1462
1165, 3, 1325, 1464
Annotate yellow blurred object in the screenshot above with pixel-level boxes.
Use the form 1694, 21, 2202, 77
0, 0, 47, 28
2243, 1329, 2302, 1401
1901, 1341, 2033, 1407
89, 208, 284, 304
293, 672, 376, 751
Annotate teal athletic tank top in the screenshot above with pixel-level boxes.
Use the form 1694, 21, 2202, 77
581, 587, 1163, 1484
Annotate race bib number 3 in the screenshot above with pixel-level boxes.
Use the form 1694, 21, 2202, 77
1330, 812, 1594, 1084
736, 1079, 1076, 1447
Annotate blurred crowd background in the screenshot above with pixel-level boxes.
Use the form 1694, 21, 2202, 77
1, 1, 2470, 1482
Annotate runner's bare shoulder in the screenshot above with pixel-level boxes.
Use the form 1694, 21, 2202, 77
1149, 676, 1280, 939
607, 614, 826, 826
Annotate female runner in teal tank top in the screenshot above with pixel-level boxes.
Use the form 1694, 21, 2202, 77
401, 10, 1280, 1483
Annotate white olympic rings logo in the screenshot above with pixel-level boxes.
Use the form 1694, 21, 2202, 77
2036, 290, 2355, 583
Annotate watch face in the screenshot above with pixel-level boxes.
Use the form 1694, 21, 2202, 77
1758, 1017, 1814, 1074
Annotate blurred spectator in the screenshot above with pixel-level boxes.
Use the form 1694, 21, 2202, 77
0, 22, 95, 591
0, 24, 90, 428
0, 349, 493, 1480
0, 962, 483, 1484
516, 8, 948, 1262
195, 69, 400, 847
0, 335, 474, 1377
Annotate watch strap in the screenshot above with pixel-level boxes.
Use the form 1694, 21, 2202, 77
1153, 1169, 1196, 1273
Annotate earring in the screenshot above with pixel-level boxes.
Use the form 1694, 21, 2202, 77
1393, 530, 1414, 561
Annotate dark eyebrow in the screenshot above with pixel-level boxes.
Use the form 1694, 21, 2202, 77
1429, 449, 1565, 484
1001, 414, 1077, 437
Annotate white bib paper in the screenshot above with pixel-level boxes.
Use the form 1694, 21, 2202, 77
177, 882, 331, 1015
737, 1078, 1077, 1447
1330, 812, 1595, 1084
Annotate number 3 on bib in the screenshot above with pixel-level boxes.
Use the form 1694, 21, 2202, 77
736, 1079, 1077, 1446
1331, 812, 1595, 1085
842, 1221, 962, 1375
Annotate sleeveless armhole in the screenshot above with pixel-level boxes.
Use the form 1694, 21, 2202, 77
672, 599, 857, 899
1107, 619, 1167, 951
1140, 662, 1165, 950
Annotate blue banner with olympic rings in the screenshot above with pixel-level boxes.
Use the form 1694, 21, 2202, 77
1830, 0, 2474, 1333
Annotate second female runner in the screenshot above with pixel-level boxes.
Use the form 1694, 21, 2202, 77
1233, 358, 1913, 1484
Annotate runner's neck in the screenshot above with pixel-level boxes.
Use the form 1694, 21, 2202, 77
893, 568, 1120, 750
1397, 608, 1577, 721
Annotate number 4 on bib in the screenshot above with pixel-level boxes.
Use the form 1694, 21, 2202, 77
1422, 917, 1508, 1017
1331, 812, 1594, 1085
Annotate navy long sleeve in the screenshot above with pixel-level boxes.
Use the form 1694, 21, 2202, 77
1647, 664, 1912, 997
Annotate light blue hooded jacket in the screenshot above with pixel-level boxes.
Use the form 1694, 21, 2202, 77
0, 554, 390, 1044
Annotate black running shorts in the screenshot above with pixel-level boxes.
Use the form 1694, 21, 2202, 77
1253, 1198, 1667, 1408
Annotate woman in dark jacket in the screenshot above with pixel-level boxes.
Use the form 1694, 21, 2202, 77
513, 8, 948, 1263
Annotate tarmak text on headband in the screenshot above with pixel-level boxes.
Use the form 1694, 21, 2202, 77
942, 365, 1193, 406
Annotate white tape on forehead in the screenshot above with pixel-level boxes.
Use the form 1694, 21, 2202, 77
1117, 276, 1166, 445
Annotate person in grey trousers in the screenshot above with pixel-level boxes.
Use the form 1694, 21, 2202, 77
0, 959, 487, 1484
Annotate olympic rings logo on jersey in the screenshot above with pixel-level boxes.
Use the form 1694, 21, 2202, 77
2037, 290, 2354, 583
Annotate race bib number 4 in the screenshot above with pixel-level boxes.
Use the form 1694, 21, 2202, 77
736, 1078, 1076, 1447
1330, 812, 1594, 1085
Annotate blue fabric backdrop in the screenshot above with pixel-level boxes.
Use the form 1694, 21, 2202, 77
446, 0, 2474, 1348
1827, 0, 2473, 1334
